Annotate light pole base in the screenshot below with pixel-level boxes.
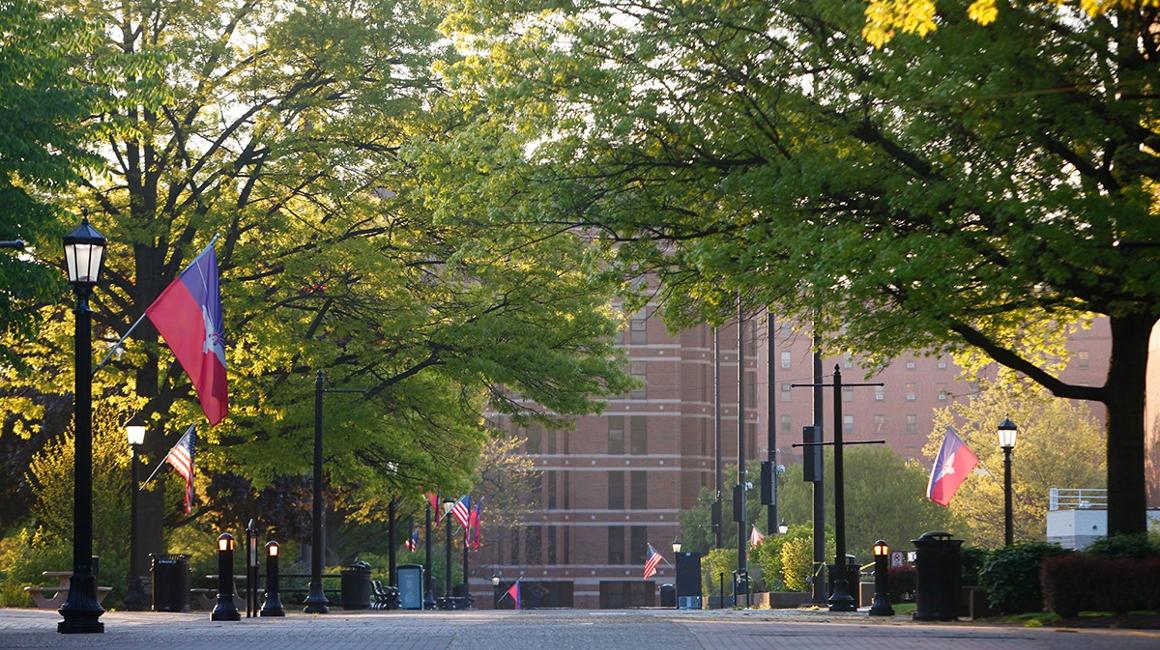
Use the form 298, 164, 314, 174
868, 592, 895, 616
57, 574, 104, 634
122, 576, 150, 611
827, 578, 857, 613
303, 592, 330, 614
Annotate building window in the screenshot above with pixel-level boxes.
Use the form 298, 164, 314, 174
780, 351, 792, 369
547, 471, 557, 509
630, 526, 648, 564
842, 386, 854, 403
874, 385, 885, 401
608, 471, 624, 510
614, 326, 625, 346
746, 371, 757, 406
630, 310, 647, 344
873, 414, 885, 433
905, 414, 918, 433
842, 352, 854, 369
630, 471, 648, 509
747, 422, 756, 460
781, 382, 792, 402
700, 419, 708, 456
607, 526, 625, 565
905, 383, 917, 401
525, 526, 542, 564
547, 525, 558, 565
1077, 350, 1090, 369
510, 529, 520, 564
936, 383, 948, 401
937, 358, 948, 370
630, 361, 646, 399
842, 414, 854, 435
563, 471, 571, 509
630, 416, 648, 455
905, 359, 916, 370
780, 414, 792, 435
564, 527, 571, 565
526, 425, 542, 454
608, 416, 624, 454
547, 429, 557, 454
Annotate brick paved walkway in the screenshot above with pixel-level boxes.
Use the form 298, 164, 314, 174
1, 607, 1156, 650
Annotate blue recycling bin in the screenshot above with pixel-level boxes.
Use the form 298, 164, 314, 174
397, 564, 425, 610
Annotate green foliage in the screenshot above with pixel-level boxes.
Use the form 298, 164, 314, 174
0, 526, 70, 607
700, 548, 737, 598
1084, 533, 1160, 559
927, 384, 1105, 548
432, 0, 1160, 536
0, 0, 100, 367
777, 446, 960, 557
1042, 554, 1160, 618
751, 534, 791, 591
778, 531, 817, 593
960, 546, 988, 586
978, 542, 1070, 614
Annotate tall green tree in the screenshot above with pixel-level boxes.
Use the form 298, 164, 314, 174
432, 0, 1159, 535
0, 0, 631, 565
0, 0, 97, 364
926, 384, 1106, 547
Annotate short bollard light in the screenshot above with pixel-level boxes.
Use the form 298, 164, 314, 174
211, 533, 241, 621
868, 539, 895, 617
259, 541, 285, 617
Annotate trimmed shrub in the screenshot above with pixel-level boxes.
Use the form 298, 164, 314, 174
960, 546, 988, 586
978, 542, 1069, 614
700, 548, 738, 598
1085, 533, 1160, 559
887, 565, 916, 603
1042, 554, 1160, 617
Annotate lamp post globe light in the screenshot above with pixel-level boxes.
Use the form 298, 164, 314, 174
491, 574, 501, 609
58, 218, 107, 634
868, 540, 894, 616
778, 520, 789, 535
442, 498, 455, 608
671, 538, 682, 554
998, 418, 1018, 546
122, 417, 149, 611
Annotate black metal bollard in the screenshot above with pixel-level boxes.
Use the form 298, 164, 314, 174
718, 572, 724, 609
869, 539, 895, 616
211, 533, 240, 621
259, 541, 285, 617
246, 520, 258, 618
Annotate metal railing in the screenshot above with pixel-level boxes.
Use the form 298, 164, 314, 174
1048, 487, 1107, 511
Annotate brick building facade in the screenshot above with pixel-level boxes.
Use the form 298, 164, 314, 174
468, 308, 1118, 608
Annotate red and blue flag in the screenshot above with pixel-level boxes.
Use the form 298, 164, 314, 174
504, 578, 521, 610
927, 427, 979, 506
146, 243, 228, 425
467, 500, 483, 549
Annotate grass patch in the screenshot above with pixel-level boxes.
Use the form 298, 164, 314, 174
1003, 612, 1061, 627
892, 603, 916, 616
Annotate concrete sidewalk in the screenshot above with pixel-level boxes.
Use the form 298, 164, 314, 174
0, 607, 1156, 650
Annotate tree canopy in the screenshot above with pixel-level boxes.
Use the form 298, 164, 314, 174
431, 0, 1159, 535
0, 0, 632, 558
926, 384, 1106, 547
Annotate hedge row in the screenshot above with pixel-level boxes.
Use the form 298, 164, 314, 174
1041, 555, 1160, 618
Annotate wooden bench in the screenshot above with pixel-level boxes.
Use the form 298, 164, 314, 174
24, 572, 112, 609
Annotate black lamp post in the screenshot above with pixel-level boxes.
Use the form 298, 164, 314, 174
304, 370, 330, 614
122, 417, 149, 611
491, 574, 501, 609
58, 219, 106, 634
998, 418, 1018, 546
442, 498, 454, 608
424, 503, 435, 609
868, 540, 894, 616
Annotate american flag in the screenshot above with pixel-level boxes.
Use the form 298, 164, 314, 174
450, 495, 471, 529
749, 525, 765, 547
165, 425, 196, 513
643, 543, 665, 580
467, 500, 483, 549
403, 529, 418, 552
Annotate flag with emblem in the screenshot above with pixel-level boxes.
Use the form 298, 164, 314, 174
927, 427, 979, 506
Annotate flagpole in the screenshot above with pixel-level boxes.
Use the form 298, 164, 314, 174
91, 233, 221, 379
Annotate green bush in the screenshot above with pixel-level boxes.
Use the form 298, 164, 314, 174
0, 526, 71, 607
979, 542, 1069, 614
1042, 554, 1160, 617
1085, 533, 1160, 559
751, 535, 791, 591
700, 548, 738, 598
960, 546, 988, 586
887, 565, 916, 603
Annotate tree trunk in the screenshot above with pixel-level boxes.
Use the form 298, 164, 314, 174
1104, 314, 1154, 536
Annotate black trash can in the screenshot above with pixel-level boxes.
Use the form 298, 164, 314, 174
659, 583, 676, 608
911, 531, 962, 621
150, 553, 190, 612
827, 554, 860, 607
341, 560, 373, 610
